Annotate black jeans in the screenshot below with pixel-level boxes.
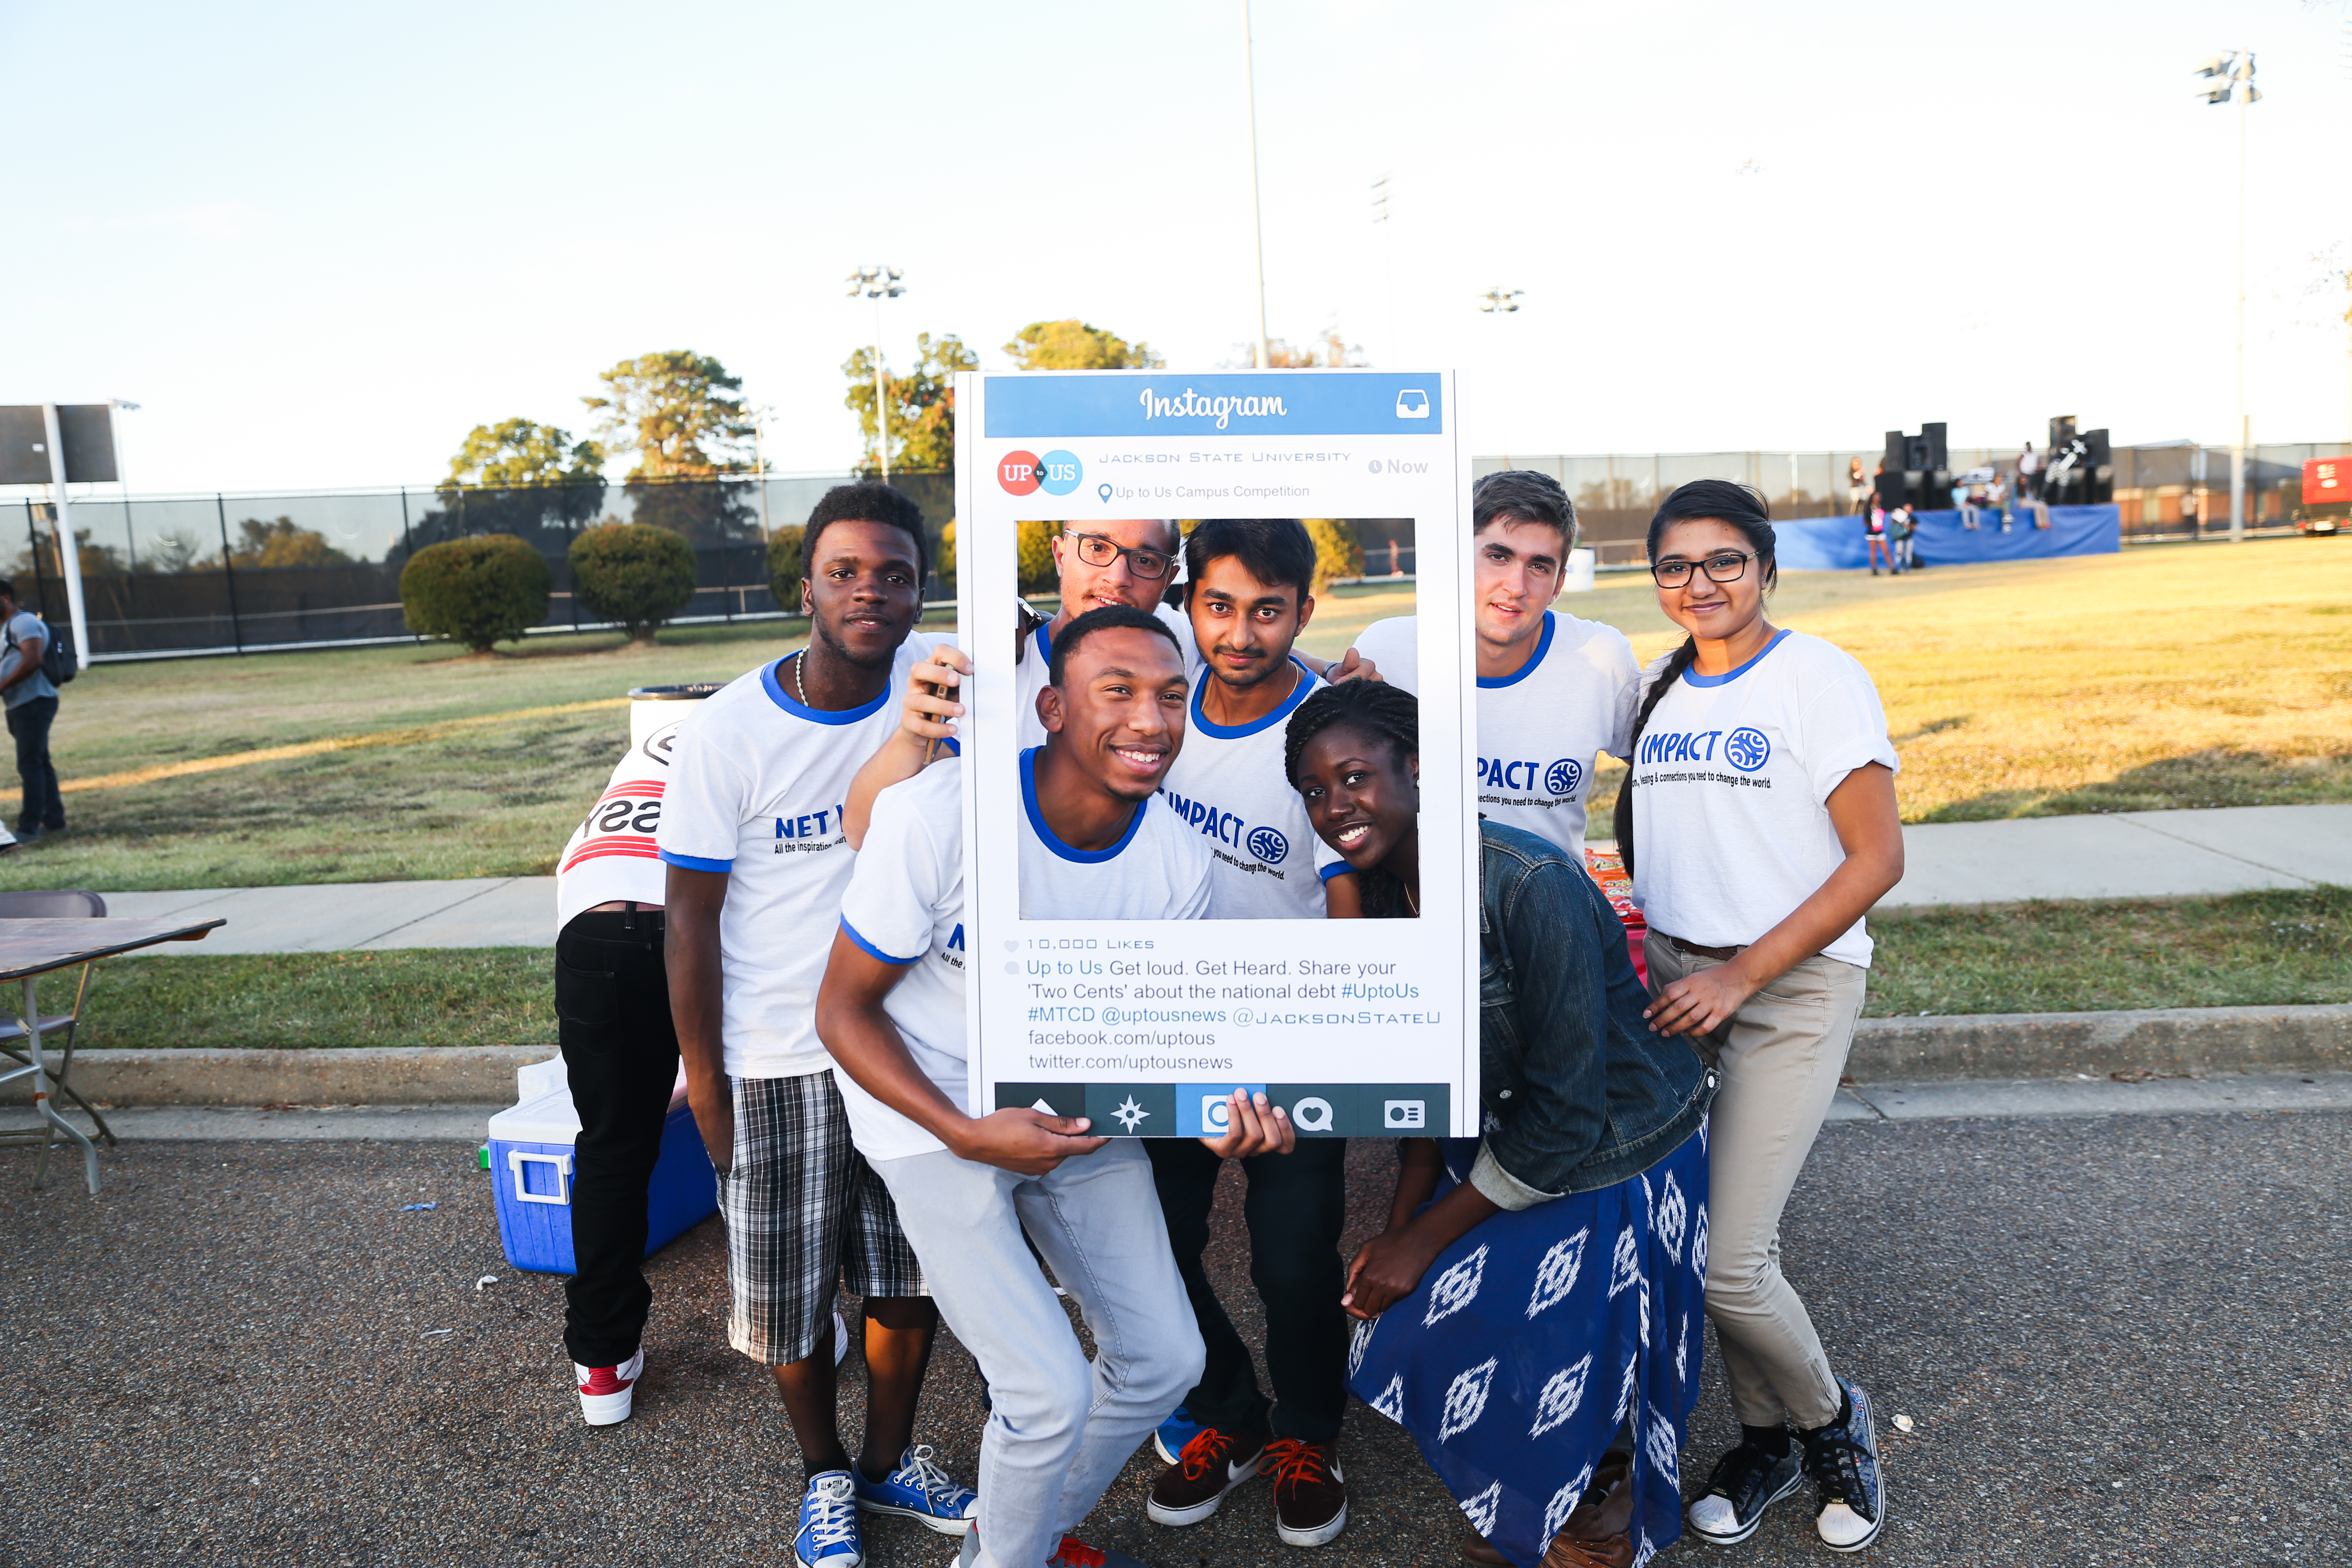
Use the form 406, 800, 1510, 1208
7, 696, 61, 833
555, 906, 680, 1368
1147, 1137, 1350, 1443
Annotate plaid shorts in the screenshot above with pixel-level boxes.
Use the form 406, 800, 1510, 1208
719, 1070, 927, 1366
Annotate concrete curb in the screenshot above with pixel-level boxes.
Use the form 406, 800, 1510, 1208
1848, 1002, 2351, 1080
7, 1002, 2347, 1106
0, 1045, 555, 1108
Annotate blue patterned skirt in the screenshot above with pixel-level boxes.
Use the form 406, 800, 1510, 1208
1346, 1124, 1709, 1567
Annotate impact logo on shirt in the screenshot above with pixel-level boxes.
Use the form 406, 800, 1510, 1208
1161, 786, 1289, 875
941, 922, 966, 970
1722, 727, 1771, 772
1478, 756, 1585, 799
1639, 729, 1772, 774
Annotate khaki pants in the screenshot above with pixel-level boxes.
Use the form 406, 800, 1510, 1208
1645, 932, 1867, 1430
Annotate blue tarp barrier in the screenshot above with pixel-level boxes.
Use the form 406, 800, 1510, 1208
1770, 504, 2120, 571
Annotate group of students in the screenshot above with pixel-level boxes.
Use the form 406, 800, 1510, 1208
547, 469, 1906, 1568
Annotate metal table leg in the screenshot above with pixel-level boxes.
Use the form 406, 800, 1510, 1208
23, 975, 98, 1195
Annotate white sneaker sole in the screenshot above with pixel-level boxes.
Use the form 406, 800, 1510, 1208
1275, 1497, 1348, 1548
576, 1348, 644, 1426
1817, 1384, 1887, 1554
1687, 1466, 1803, 1547
857, 1498, 975, 1537
1147, 1456, 1262, 1527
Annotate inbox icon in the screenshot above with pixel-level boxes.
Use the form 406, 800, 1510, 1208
1384, 1099, 1427, 1130
1395, 389, 1430, 420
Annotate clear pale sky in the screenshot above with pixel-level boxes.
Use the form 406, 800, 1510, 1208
5, 0, 2347, 493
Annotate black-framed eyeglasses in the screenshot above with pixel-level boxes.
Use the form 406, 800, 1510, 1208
1066, 530, 1173, 580
1650, 551, 1754, 588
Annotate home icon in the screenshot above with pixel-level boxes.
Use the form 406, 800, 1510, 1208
1395, 389, 1430, 419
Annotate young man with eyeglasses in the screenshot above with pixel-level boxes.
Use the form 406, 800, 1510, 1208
1346, 470, 1640, 862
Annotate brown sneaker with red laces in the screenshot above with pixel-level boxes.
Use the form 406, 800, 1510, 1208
1146, 1424, 1268, 1526
1264, 1437, 1348, 1547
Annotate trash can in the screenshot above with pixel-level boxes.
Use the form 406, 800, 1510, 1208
627, 683, 722, 747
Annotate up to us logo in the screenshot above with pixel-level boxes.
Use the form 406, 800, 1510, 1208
998, 449, 1082, 497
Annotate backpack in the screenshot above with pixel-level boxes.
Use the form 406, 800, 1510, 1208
5, 617, 76, 687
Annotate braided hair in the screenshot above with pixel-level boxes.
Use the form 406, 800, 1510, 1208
1612, 480, 1779, 877
1285, 681, 1421, 918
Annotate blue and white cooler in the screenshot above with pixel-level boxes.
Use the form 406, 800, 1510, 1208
486, 1056, 719, 1274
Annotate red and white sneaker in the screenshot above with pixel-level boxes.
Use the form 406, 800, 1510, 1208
574, 1346, 644, 1426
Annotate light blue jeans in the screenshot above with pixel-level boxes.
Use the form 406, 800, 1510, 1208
876, 1139, 1204, 1568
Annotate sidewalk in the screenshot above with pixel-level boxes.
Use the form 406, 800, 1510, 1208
89, 803, 2352, 953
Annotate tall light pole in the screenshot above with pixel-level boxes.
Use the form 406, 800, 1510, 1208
746, 402, 773, 541
2197, 51, 2258, 540
1372, 175, 1397, 367
845, 264, 905, 479
1243, 0, 1271, 369
110, 397, 141, 573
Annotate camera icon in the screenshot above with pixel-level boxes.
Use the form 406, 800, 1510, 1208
1200, 1095, 1232, 1134
1383, 1099, 1426, 1130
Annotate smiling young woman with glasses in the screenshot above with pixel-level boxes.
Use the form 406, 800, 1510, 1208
1613, 480, 1905, 1554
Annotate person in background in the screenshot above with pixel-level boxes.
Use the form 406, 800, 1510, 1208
1285, 680, 1714, 1568
1863, 504, 1890, 576
1615, 481, 1903, 1553
1885, 505, 1916, 574
1956, 481, 1979, 531
1347, 469, 1639, 865
551, 709, 685, 1428
660, 483, 979, 1568
0, 581, 64, 844
1846, 458, 1869, 521
1987, 472, 2010, 532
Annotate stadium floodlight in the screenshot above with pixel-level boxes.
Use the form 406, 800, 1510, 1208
1477, 287, 1524, 314
2195, 51, 2258, 539
845, 265, 907, 481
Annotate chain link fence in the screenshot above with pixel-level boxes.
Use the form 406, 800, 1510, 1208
1474, 444, 2336, 564
4, 471, 955, 660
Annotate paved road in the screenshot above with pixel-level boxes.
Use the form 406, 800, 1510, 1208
86, 804, 2352, 953
4, 1106, 2344, 1566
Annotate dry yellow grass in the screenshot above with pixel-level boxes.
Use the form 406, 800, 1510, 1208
1571, 536, 2352, 825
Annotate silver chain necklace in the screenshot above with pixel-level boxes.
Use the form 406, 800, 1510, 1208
791, 649, 810, 706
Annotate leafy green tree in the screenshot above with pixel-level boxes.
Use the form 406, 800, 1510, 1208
1303, 518, 1364, 592
447, 419, 606, 488
936, 518, 956, 597
845, 332, 979, 475
766, 526, 805, 611
569, 523, 698, 644
400, 535, 551, 652
1003, 320, 1164, 370
585, 351, 754, 478
221, 517, 354, 570
1017, 520, 1057, 594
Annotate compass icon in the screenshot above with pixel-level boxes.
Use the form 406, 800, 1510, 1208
1111, 1096, 1152, 1133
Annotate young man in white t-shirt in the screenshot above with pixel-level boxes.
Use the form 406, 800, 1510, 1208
658, 483, 976, 1568
1142, 519, 1356, 1552
816, 744, 1296, 1568
551, 709, 693, 1427
1346, 469, 1640, 859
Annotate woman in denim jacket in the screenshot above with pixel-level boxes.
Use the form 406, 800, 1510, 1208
1284, 682, 1714, 1568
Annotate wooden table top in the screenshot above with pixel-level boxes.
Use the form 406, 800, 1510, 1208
0, 916, 226, 983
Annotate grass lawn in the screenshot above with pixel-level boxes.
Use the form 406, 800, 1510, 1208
7, 542, 2348, 890
1573, 535, 2352, 831
70, 884, 2347, 1047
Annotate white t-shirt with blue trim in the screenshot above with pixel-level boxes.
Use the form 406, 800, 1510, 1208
832, 756, 968, 1162
654, 637, 939, 1080
1626, 629, 1897, 968
1349, 609, 1639, 855
1015, 599, 1199, 751
1156, 658, 1349, 919
1017, 747, 1215, 921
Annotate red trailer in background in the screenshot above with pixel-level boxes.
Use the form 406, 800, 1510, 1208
2301, 458, 2349, 535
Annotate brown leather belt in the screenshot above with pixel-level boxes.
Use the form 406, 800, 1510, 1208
1654, 931, 1744, 962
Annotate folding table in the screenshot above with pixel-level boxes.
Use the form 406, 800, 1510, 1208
0, 916, 225, 1194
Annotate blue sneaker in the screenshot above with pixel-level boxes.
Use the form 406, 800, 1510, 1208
1152, 1405, 1205, 1466
853, 1444, 978, 1536
794, 1470, 864, 1568
1801, 1376, 1887, 1553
